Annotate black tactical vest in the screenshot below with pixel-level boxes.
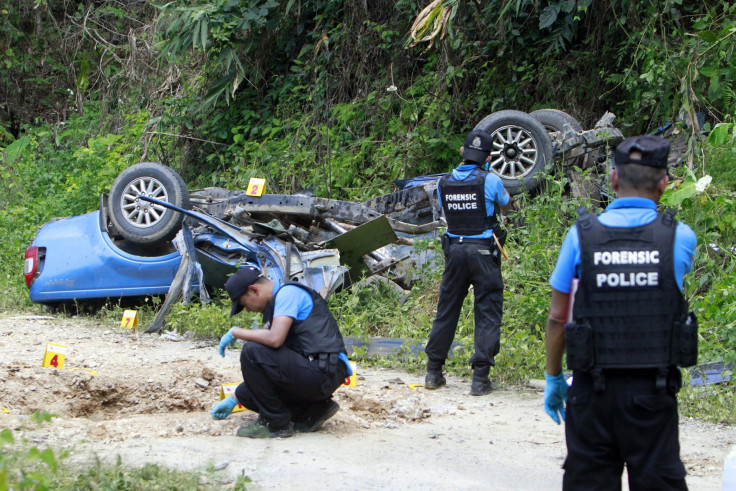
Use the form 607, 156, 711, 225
439, 167, 497, 235
571, 208, 688, 369
263, 283, 346, 357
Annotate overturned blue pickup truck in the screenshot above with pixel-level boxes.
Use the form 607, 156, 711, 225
24, 109, 623, 330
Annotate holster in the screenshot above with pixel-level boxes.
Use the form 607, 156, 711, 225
565, 321, 594, 371
441, 234, 450, 258
672, 311, 698, 368
494, 226, 507, 247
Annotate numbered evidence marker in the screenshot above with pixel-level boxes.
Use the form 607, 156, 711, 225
41, 342, 67, 369
220, 383, 247, 413
245, 177, 266, 197
120, 310, 139, 329
342, 361, 358, 388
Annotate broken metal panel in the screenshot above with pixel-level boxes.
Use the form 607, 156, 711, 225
324, 216, 398, 274
689, 361, 734, 386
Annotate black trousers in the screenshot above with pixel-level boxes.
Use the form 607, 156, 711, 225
424, 240, 504, 368
234, 342, 346, 428
563, 370, 688, 491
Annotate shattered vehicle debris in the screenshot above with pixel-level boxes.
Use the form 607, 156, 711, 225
24, 109, 623, 328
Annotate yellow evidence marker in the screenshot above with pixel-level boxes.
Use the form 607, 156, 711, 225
120, 310, 139, 329
220, 383, 247, 413
41, 342, 67, 369
342, 361, 358, 388
245, 177, 267, 197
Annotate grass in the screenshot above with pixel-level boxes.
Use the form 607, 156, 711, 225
0, 411, 253, 490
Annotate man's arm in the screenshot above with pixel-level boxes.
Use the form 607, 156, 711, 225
545, 288, 570, 376
232, 316, 292, 348
500, 191, 512, 212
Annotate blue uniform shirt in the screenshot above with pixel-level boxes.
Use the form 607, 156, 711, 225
271, 281, 314, 321
437, 164, 510, 239
549, 197, 697, 293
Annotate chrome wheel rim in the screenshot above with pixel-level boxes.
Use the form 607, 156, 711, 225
119, 176, 169, 228
488, 125, 539, 179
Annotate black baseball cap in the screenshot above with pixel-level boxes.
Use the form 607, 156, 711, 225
462, 129, 494, 165
614, 135, 670, 168
224, 266, 262, 317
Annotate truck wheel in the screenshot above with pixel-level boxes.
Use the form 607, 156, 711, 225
530, 109, 586, 168
109, 162, 190, 245
474, 110, 552, 195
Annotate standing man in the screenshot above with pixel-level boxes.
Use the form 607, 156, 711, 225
210, 266, 351, 438
425, 129, 512, 396
543, 135, 698, 489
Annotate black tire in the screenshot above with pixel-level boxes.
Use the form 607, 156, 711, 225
474, 110, 553, 195
109, 162, 190, 245
530, 108, 585, 168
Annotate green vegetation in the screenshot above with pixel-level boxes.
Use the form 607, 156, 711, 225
1, 0, 735, 483
0, 411, 252, 489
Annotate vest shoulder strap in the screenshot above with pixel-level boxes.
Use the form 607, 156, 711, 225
576, 206, 594, 230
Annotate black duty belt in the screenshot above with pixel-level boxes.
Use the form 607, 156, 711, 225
448, 236, 494, 246
308, 353, 339, 374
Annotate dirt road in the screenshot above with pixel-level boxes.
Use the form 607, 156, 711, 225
0, 314, 733, 489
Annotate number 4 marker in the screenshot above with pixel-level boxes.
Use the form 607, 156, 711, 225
41, 343, 67, 369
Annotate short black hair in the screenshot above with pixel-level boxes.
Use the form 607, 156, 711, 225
615, 162, 667, 192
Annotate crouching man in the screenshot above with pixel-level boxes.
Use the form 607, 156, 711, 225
210, 266, 351, 438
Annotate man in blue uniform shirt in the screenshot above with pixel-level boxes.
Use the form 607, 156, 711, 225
424, 129, 512, 396
543, 135, 697, 489
210, 266, 351, 438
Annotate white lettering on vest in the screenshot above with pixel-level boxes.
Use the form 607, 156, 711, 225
595, 272, 659, 288
593, 250, 660, 265
445, 193, 477, 201
447, 202, 478, 210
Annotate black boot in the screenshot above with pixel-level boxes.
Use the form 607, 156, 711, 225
425, 359, 446, 390
470, 365, 496, 396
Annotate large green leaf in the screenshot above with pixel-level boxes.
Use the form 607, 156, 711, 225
539, 6, 559, 30
1, 136, 30, 164
709, 123, 735, 146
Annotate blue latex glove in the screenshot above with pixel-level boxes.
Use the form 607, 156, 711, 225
218, 327, 237, 357
544, 371, 568, 424
210, 395, 238, 420
338, 352, 353, 376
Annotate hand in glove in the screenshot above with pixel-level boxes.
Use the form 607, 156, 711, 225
544, 371, 568, 424
218, 327, 237, 357
210, 395, 239, 420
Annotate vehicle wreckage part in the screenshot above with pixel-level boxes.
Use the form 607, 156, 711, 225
138, 195, 347, 300
218, 192, 440, 236
146, 222, 210, 333
324, 216, 398, 275
224, 194, 381, 225
474, 110, 553, 195
530, 109, 586, 169
178, 221, 210, 307
109, 162, 190, 245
